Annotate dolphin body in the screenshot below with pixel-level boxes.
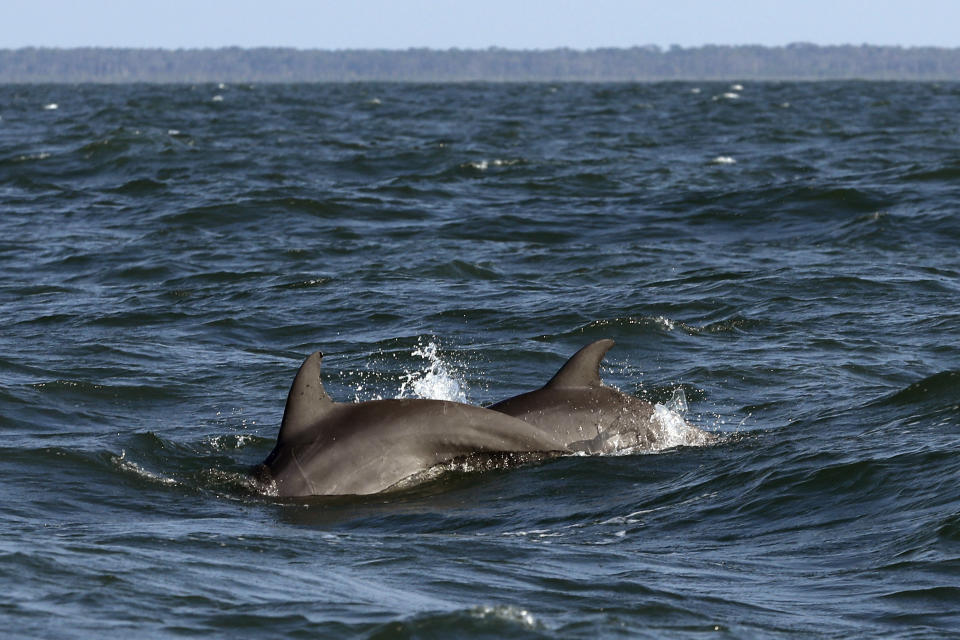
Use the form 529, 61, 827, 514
488, 339, 712, 453
255, 351, 570, 496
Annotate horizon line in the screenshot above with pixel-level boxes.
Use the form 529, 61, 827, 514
5, 43, 960, 52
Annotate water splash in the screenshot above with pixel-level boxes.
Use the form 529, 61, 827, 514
204, 434, 255, 451
650, 405, 695, 449
396, 340, 469, 402
648, 387, 714, 450
666, 387, 689, 415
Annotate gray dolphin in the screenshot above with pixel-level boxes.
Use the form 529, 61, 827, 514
488, 339, 712, 453
255, 351, 570, 496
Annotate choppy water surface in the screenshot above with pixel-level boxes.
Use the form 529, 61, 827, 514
1, 82, 959, 638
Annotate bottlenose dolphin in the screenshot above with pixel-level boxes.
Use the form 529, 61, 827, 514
488, 339, 712, 453
255, 351, 569, 496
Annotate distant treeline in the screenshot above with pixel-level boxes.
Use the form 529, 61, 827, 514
2, 45, 959, 83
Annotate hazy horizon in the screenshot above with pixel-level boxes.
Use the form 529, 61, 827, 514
7, 43, 960, 52
4, 0, 960, 50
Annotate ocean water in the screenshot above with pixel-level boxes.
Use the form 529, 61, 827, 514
1, 81, 958, 638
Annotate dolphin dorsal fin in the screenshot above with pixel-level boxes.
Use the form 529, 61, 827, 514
278, 351, 336, 443
544, 339, 615, 389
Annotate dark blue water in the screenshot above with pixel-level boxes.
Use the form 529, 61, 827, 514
1, 82, 959, 638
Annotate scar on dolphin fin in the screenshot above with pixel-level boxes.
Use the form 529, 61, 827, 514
544, 339, 615, 389
278, 351, 334, 444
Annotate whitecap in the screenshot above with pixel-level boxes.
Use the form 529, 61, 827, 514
43, 103, 59, 110
211, 95, 224, 102
711, 155, 736, 164
730, 83, 744, 91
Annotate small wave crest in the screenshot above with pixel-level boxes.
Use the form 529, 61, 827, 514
369, 604, 543, 637
883, 370, 960, 407
109, 449, 178, 486
201, 467, 276, 498
460, 158, 523, 171
388, 451, 559, 492
470, 605, 538, 629
542, 314, 763, 342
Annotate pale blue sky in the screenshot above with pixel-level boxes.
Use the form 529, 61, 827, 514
4, 0, 960, 49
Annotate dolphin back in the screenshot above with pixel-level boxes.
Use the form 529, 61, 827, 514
261, 350, 572, 496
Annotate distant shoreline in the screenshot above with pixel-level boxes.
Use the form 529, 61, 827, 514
2, 45, 959, 83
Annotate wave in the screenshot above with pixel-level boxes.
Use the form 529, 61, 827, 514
879, 586, 960, 603
29, 379, 182, 404
898, 160, 960, 183
366, 605, 545, 639
874, 370, 960, 408
422, 259, 504, 281
106, 177, 168, 195
0, 430, 275, 502
674, 184, 888, 221
536, 314, 765, 341
935, 512, 960, 542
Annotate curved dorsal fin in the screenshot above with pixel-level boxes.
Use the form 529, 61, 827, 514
544, 339, 615, 389
278, 351, 336, 443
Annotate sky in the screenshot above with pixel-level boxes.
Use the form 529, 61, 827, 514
4, 0, 960, 50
